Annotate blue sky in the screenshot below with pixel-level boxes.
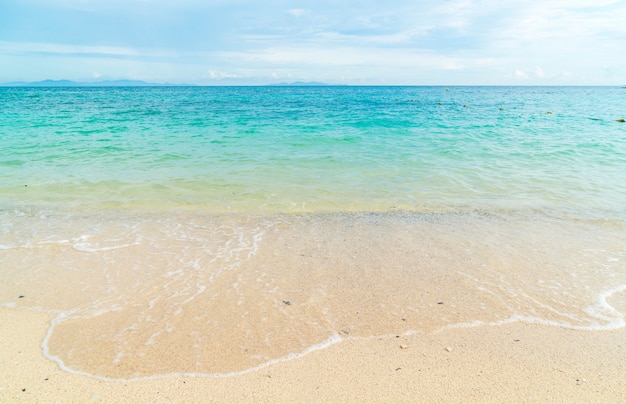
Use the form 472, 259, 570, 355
1, 0, 625, 85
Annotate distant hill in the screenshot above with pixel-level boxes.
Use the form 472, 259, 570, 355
0, 79, 194, 87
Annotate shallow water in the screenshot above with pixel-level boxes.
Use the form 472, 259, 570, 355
1, 86, 625, 379
2, 86, 625, 216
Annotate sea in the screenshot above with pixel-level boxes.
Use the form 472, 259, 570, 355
1, 86, 625, 380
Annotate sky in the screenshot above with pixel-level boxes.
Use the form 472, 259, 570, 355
1, 0, 625, 85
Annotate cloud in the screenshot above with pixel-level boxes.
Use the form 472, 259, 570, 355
287, 8, 308, 17
207, 69, 241, 79
216, 44, 493, 80
514, 69, 528, 79
443, 61, 465, 71
0, 41, 140, 57
2, 0, 626, 84
509, 66, 546, 80
534, 66, 544, 78
311, 27, 431, 46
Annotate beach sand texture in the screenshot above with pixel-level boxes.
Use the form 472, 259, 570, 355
2, 308, 625, 403
2, 211, 625, 402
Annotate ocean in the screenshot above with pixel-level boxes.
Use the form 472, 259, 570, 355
1, 86, 625, 380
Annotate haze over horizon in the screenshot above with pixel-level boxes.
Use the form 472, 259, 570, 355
1, 0, 625, 86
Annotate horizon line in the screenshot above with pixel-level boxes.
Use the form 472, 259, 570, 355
1, 79, 624, 88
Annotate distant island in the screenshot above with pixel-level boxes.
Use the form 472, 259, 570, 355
0, 79, 194, 87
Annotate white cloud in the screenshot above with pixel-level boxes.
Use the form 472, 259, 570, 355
312, 27, 431, 46
207, 69, 241, 79
3, 0, 626, 84
514, 69, 527, 79
214, 45, 498, 84
0, 41, 142, 57
442, 61, 465, 71
287, 8, 308, 17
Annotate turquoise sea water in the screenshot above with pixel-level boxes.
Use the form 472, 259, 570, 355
1, 86, 625, 217
1, 86, 626, 380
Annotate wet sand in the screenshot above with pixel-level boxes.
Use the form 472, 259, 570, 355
2, 307, 625, 403
1, 210, 625, 401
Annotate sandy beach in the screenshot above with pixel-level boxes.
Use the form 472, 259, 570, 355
2, 210, 626, 403
2, 307, 625, 403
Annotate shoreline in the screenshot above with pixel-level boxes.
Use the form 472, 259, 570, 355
3, 196, 625, 223
2, 307, 624, 403
3, 209, 625, 382
35, 283, 626, 383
